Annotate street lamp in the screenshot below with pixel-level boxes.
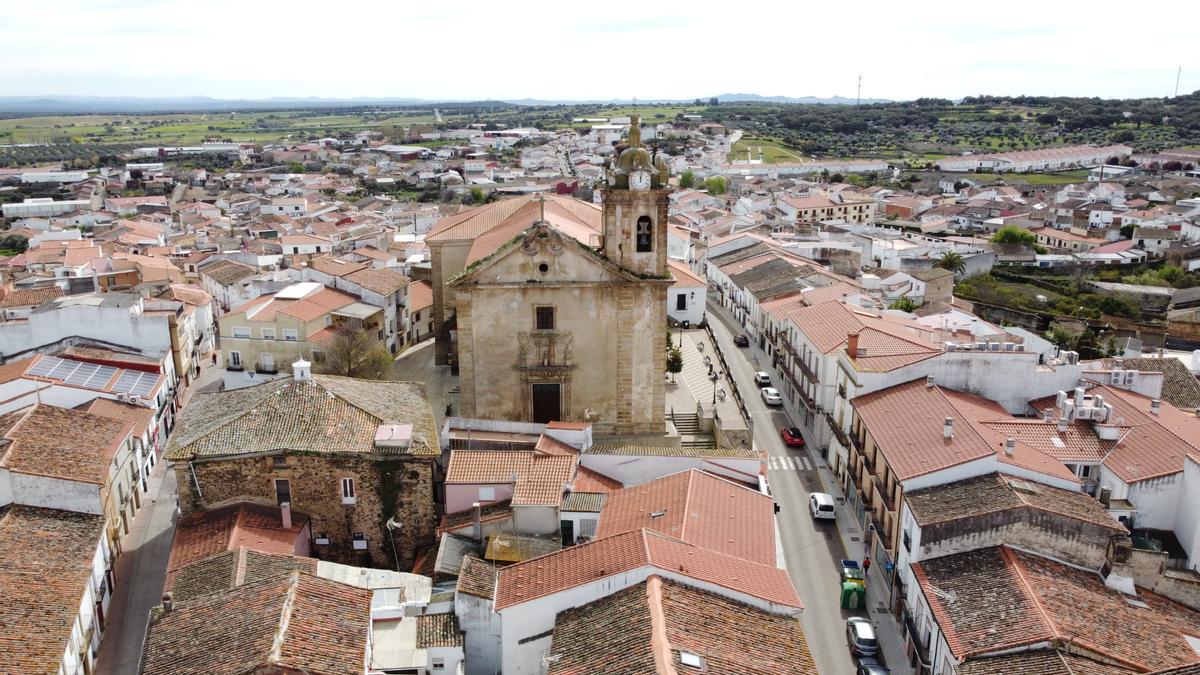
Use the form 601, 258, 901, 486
710, 370, 720, 405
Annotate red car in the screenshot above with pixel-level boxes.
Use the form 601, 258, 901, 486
781, 427, 806, 447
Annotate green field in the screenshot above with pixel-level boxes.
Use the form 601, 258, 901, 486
0, 111, 440, 145
966, 169, 1090, 185
728, 136, 805, 163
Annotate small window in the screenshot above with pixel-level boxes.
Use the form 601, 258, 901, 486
535, 306, 555, 331
228, 351, 242, 368
274, 479, 291, 506
478, 486, 496, 502
272, 455, 288, 468
352, 532, 368, 550
675, 294, 687, 311
231, 326, 251, 338
282, 329, 298, 341
261, 327, 276, 340
341, 477, 356, 504
432, 657, 445, 671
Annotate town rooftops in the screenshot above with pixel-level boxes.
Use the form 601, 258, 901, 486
913, 546, 1200, 671
494, 528, 801, 611
547, 576, 817, 675
1098, 357, 1200, 410
140, 570, 371, 675
667, 259, 706, 288
165, 503, 309, 591
0, 285, 63, 308
584, 442, 757, 459
595, 469, 776, 565
0, 404, 132, 485
427, 193, 600, 243
904, 472, 1124, 530
445, 449, 577, 506
407, 279, 433, 312
165, 374, 439, 460
198, 258, 257, 286
0, 505, 107, 675
168, 547, 318, 603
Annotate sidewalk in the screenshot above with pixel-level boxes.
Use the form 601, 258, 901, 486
93, 454, 179, 675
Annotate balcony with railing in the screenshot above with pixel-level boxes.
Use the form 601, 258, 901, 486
872, 472, 896, 513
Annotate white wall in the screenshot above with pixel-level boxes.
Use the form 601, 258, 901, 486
667, 287, 706, 326
0, 468, 12, 507
1125, 473, 1182, 531
1177, 457, 1200, 571
0, 304, 172, 361
10, 473, 103, 515
455, 594, 501, 675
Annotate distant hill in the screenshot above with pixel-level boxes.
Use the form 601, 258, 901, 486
0, 93, 895, 115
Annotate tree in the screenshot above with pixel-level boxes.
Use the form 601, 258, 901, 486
665, 345, 683, 383
888, 297, 918, 312
703, 176, 727, 195
678, 169, 695, 189
937, 251, 966, 275
1036, 112, 1059, 125
830, 173, 845, 184
286, 161, 305, 174
317, 326, 393, 380
990, 225, 1037, 246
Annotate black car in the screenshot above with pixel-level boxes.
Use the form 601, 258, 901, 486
857, 656, 890, 675
733, 333, 749, 347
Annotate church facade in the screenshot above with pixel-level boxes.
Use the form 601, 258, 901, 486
449, 117, 673, 437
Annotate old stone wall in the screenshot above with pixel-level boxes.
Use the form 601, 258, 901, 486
176, 453, 436, 569
920, 507, 1115, 569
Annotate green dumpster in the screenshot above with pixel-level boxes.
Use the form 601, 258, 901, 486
841, 581, 866, 609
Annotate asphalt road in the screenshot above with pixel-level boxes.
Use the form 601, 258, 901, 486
706, 302, 863, 674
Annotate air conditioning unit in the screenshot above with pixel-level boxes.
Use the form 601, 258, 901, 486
1124, 371, 1136, 385
1111, 370, 1123, 385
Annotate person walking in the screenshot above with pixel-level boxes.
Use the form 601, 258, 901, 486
862, 557, 871, 576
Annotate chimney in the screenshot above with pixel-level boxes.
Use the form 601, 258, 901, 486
1150, 399, 1161, 415
847, 332, 861, 358
1074, 387, 1085, 407
161, 592, 173, 613
926, 375, 936, 388
943, 417, 954, 439
293, 358, 312, 382
280, 502, 292, 530
1057, 416, 1069, 433
1004, 437, 1015, 456
1099, 485, 1113, 508
472, 501, 482, 542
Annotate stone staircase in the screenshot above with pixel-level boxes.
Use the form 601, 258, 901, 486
673, 412, 700, 434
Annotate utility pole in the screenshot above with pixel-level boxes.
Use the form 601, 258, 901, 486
857, 74, 862, 108
1175, 66, 1182, 98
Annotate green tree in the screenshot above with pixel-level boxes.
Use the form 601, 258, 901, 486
679, 169, 695, 189
665, 345, 684, 383
937, 251, 966, 275
703, 176, 727, 195
990, 225, 1037, 246
317, 326, 393, 380
888, 297, 918, 312
286, 161, 305, 174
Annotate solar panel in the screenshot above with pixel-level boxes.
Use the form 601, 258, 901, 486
112, 370, 142, 394
64, 362, 98, 386
112, 370, 158, 398
46, 359, 77, 379
130, 373, 158, 397
84, 366, 118, 389
26, 356, 63, 377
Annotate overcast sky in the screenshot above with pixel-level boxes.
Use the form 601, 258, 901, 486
3, 0, 1197, 102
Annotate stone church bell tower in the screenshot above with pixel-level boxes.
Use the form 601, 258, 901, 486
602, 115, 671, 278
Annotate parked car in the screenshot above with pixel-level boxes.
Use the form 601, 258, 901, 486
810, 493, 836, 520
760, 387, 782, 405
733, 333, 749, 347
753, 371, 771, 386
780, 427, 805, 447
846, 617, 880, 657
856, 656, 890, 675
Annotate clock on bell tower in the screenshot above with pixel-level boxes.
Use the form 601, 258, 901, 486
601, 114, 672, 278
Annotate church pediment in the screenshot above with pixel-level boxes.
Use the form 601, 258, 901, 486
450, 222, 647, 286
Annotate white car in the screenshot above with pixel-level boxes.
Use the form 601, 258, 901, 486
753, 371, 771, 387
809, 492, 836, 520
760, 387, 783, 405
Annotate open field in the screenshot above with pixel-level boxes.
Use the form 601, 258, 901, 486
965, 169, 1090, 185
728, 136, 805, 163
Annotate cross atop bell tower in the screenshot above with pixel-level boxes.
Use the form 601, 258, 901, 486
601, 114, 672, 278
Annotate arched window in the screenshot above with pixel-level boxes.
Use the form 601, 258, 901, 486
636, 215, 653, 253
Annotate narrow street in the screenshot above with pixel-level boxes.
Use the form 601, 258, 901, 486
705, 298, 912, 675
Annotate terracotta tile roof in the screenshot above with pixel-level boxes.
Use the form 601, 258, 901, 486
439, 500, 513, 532
0, 404, 132, 485
344, 266, 409, 295
494, 528, 800, 611
916, 546, 1200, 671
169, 548, 318, 603
1030, 385, 1197, 483
165, 503, 308, 591
141, 570, 370, 675
81, 397, 156, 438
561, 492, 606, 512
979, 419, 1110, 463
0, 285, 62, 308
445, 449, 577, 506
0, 505, 106, 675
166, 283, 212, 306
407, 280, 433, 311
853, 381, 997, 481
427, 194, 600, 242
957, 649, 1136, 675
905, 473, 1124, 530
786, 300, 875, 353
455, 556, 498, 599
534, 434, 579, 456
667, 259, 706, 288
416, 613, 463, 648
595, 470, 776, 565
307, 255, 368, 277
1100, 357, 1200, 410
165, 375, 439, 460
573, 465, 621, 493
199, 259, 257, 286
548, 576, 817, 675
276, 287, 358, 322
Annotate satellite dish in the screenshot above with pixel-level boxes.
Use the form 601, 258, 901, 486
386, 517, 401, 531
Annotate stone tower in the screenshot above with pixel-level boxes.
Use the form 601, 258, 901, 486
602, 114, 672, 279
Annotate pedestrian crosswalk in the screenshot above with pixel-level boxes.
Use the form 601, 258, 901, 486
768, 454, 814, 472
